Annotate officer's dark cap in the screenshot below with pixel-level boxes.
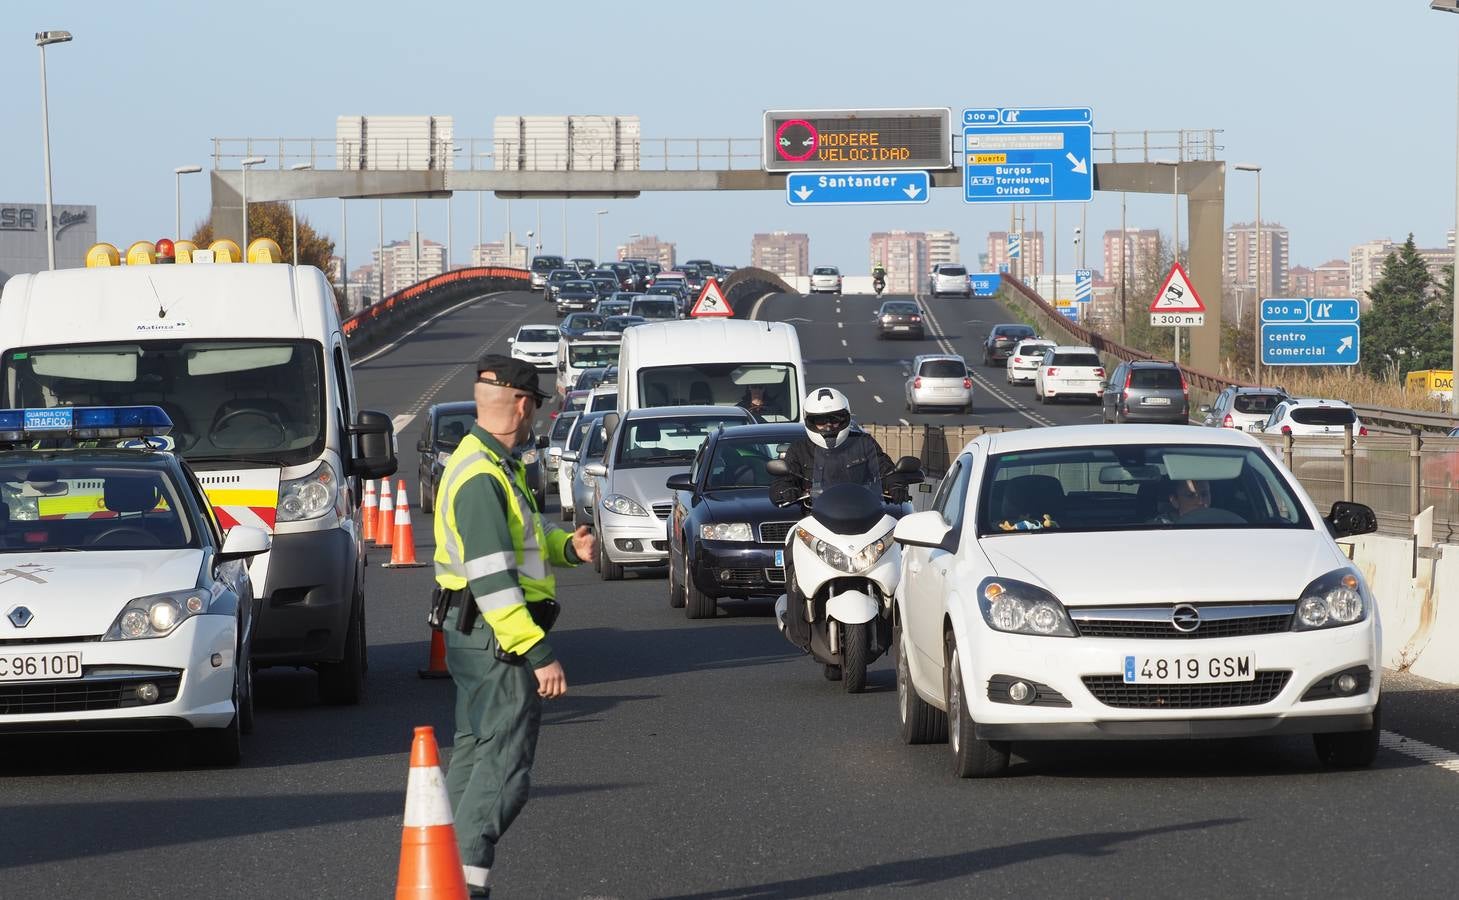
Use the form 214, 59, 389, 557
476, 354, 551, 401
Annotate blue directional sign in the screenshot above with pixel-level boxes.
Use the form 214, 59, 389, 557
997, 263, 1010, 274
1260, 297, 1362, 366
786, 170, 929, 207
1074, 268, 1093, 303
1007, 232, 1022, 259
970, 274, 1002, 297
963, 107, 1094, 205
1058, 306, 1080, 322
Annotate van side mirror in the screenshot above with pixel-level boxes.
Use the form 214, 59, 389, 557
350, 409, 398, 480
1326, 501, 1377, 539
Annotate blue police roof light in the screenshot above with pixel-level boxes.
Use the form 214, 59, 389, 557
0, 406, 174, 443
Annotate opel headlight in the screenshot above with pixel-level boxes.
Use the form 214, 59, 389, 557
976, 578, 1076, 637
603, 494, 648, 517
701, 522, 753, 542
278, 460, 339, 522
1293, 569, 1367, 630
795, 525, 895, 574
104, 589, 209, 640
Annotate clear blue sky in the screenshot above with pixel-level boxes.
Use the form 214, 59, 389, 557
5, 0, 1455, 275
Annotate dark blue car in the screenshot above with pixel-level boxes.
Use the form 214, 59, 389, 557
666, 423, 804, 619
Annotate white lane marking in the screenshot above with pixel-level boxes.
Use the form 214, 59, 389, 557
353, 291, 505, 365
1381, 730, 1459, 776
749, 291, 779, 321
837, 322, 844, 329
841, 339, 848, 347
392, 414, 416, 434
857, 375, 866, 383
916, 294, 1053, 428
847, 357, 853, 364
873, 395, 884, 404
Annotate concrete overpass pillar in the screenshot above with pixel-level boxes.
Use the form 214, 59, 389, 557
209, 171, 245, 246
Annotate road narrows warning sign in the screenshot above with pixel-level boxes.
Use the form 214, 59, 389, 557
690, 278, 734, 318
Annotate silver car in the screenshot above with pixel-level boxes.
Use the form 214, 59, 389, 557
927, 263, 972, 298
568, 414, 612, 527
1201, 386, 1289, 431
905, 354, 973, 414
809, 266, 842, 294
555, 411, 607, 522
584, 405, 753, 580
544, 410, 579, 478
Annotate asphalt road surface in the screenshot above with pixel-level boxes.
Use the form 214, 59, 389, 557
3, 290, 1458, 899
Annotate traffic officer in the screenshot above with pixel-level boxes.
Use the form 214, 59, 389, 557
433, 353, 596, 898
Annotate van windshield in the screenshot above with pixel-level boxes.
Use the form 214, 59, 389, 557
3, 340, 326, 468
637, 363, 799, 422
568, 344, 620, 368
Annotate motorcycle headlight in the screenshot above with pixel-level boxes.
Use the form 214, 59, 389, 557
603, 494, 648, 517
795, 524, 895, 574
278, 460, 340, 522
1293, 569, 1367, 630
104, 589, 210, 640
701, 522, 753, 542
976, 578, 1076, 637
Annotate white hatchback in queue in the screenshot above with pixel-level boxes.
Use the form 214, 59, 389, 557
1033, 346, 1105, 403
1005, 339, 1056, 385
890, 425, 1383, 778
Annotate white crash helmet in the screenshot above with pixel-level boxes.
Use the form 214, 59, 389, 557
803, 387, 853, 449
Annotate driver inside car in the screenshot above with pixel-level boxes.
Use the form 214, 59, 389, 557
1155, 478, 1211, 523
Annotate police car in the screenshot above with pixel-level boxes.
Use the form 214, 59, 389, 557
0, 407, 270, 765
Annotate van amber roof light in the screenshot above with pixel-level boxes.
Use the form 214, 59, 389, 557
85, 242, 120, 267
173, 240, 197, 264
247, 237, 281, 264
125, 240, 157, 265
209, 238, 242, 263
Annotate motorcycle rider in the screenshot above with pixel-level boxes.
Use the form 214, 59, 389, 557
770, 387, 906, 651
872, 262, 887, 295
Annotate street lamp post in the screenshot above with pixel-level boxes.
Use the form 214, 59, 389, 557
289, 163, 312, 264
1156, 160, 1181, 364
1434, 0, 1459, 395
173, 165, 202, 240
1236, 164, 1263, 385
594, 210, 608, 264
240, 156, 266, 248
36, 30, 73, 271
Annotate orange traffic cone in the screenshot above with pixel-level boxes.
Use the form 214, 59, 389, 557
418, 628, 451, 679
384, 482, 428, 569
362, 478, 378, 544
395, 726, 468, 900
376, 479, 394, 548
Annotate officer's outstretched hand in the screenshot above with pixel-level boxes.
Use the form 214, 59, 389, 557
571, 525, 597, 563
535, 660, 567, 699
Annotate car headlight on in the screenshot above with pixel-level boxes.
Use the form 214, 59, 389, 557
701, 522, 752, 542
278, 460, 339, 522
795, 524, 895, 574
976, 578, 1076, 637
1293, 569, 1367, 630
104, 589, 209, 640
603, 494, 648, 516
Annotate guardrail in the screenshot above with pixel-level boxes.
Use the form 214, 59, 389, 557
998, 275, 1459, 435
342, 266, 530, 352
863, 423, 1459, 543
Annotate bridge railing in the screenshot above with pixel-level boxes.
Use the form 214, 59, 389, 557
341, 267, 530, 352
864, 423, 1459, 543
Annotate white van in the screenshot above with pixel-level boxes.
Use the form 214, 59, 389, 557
616, 319, 804, 422
555, 337, 622, 398
0, 260, 396, 704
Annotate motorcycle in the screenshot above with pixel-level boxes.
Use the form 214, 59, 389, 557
873, 274, 886, 297
766, 456, 923, 693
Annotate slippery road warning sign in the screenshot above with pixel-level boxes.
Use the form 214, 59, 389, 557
1148, 262, 1206, 327
691, 279, 734, 318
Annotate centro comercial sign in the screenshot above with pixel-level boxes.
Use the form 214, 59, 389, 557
763, 108, 952, 173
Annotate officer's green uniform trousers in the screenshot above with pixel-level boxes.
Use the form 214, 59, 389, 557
434, 426, 576, 872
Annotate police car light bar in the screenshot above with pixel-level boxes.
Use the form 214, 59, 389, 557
0, 406, 174, 442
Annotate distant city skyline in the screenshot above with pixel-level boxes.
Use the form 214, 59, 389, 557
5, 1, 1459, 285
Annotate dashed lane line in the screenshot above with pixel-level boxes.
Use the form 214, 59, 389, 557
873, 395, 884, 404
898, 418, 910, 426
1381, 730, 1459, 776
857, 375, 867, 383
916, 294, 1055, 428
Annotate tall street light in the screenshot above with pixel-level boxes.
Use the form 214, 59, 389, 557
1155, 160, 1182, 364
173, 165, 202, 240
1434, 0, 1459, 395
1235, 164, 1263, 385
594, 209, 608, 264
240, 157, 266, 248
290, 163, 312, 264
36, 30, 73, 271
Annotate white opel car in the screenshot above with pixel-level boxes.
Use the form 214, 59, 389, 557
508, 324, 562, 370
1259, 398, 1368, 437
1033, 345, 1105, 404
892, 425, 1382, 778
0, 406, 271, 765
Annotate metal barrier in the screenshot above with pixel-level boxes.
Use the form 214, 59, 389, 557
341, 267, 530, 352
863, 423, 1459, 543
